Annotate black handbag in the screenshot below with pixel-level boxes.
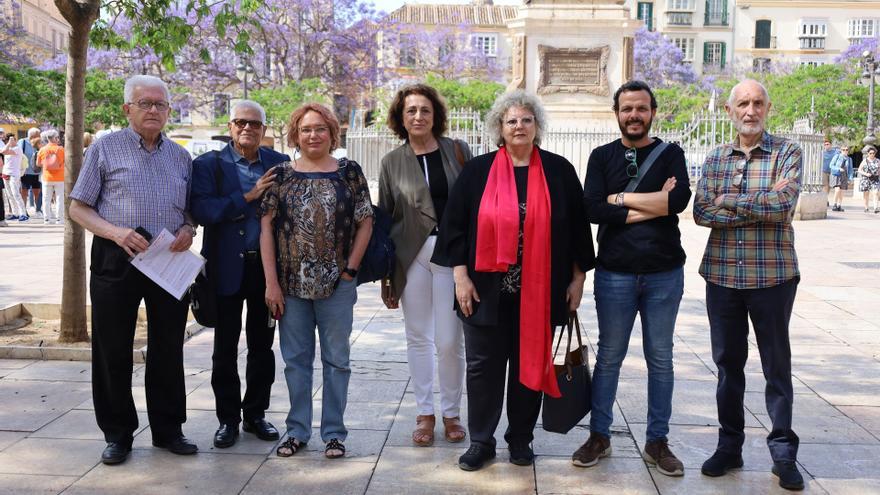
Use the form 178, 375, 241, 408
542, 312, 592, 434
189, 269, 218, 328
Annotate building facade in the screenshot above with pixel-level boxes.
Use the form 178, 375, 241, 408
733, 0, 880, 70
1, 0, 71, 61
624, 0, 736, 74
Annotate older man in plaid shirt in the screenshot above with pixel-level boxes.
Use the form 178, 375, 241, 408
693, 79, 804, 491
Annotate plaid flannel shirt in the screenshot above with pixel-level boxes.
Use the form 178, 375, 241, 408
693, 131, 801, 289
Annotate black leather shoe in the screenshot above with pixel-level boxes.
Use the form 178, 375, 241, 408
101, 442, 131, 465
458, 444, 496, 471
243, 418, 280, 441
508, 442, 535, 466
153, 435, 198, 455
213, 423, 239, 448
773, 460, 805, 491
701, 450, 744, 477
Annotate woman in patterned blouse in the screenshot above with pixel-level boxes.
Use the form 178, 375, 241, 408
260, 103, 374, 460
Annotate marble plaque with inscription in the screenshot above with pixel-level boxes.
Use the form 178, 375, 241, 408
537, 45, 610, 96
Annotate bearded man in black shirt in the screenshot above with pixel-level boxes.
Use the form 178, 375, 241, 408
571, 80, 692, 477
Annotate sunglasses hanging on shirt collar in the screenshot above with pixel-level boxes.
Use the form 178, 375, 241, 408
625, 147, 639, 178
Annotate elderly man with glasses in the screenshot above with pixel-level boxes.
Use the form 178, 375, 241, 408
693, 79, 804, 491
70, 75, 199, 465
191, 100, 290, 448
576, 80, 691, 476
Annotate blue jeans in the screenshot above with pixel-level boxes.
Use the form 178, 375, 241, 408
278, 278, 357, 444
590, 266, 684, 443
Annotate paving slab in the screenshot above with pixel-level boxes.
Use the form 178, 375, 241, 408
62, 451, 265, 494
2, 360, 91, 382
535, 456, 657, 495
837, 406, 880, 441
0, 380, 91, 431
0, 431, 26, 451
0, 474, 78, 495
798, 443, 880, 480
651, 467, 825, 494
241, 458, 375, 495
0, 437, 104, 476
746, 393, 878, 445
30, 409, 148, 441
368, 446, 536, 494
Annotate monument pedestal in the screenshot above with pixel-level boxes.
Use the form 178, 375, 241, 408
506, 0, 638, 128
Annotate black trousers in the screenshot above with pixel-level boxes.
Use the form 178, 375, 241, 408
211, 256, 275, 425
463, 293, 543, 449
706, 277, 800, 462
90, 237, 189, 445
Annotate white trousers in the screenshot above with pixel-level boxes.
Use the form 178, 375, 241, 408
42, 181, 64, 222
2, 175, 26, 217
400, 236, 465, 418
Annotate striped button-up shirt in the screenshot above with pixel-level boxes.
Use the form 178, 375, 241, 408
71, 127, 192, 238
693, 131, 801, 289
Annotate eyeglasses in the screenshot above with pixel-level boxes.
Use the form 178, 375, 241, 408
504, 116, 535, 128
624, 147, 638, 178
299, 126, 329, 136
130, 100, 170, 112
231, 119, 263, 129
732, 159, 747, 188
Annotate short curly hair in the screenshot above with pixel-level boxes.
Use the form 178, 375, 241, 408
484, 90, 547, 148
386, 84, 448, 140
287, 103, 341, 151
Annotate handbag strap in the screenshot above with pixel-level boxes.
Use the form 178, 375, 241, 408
624, 141, 668, 193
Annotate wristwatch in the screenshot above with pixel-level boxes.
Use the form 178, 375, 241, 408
343, 267, 358, 278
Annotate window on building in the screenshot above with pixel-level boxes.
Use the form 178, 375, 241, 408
472, 34, 498, 58
800, 60, 825, 68
667, 0, 694, 10
848, 18, 878, 40
669, 37, 695, 61
399, 34, 417, 67
212, 93, 231, 122
755, 20, 772, 49
438, 37, 455, 62
170, 108, 192, 125
703, 41, 726, 69
637, 2, 654, 31
800, 38, 825, 49
800, 19, 827, 37
704, 0, 728, 26
753, 57, 771, 72
667, 12, 693, 26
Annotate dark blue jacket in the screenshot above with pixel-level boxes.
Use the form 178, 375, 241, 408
191, 144, 290, 296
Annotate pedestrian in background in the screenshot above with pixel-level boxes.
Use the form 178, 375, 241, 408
829, 145, 852, 212
37, 129, 65, 224
19, 128, 42, 217
1, 134, 29, 221
856, 145, 880, 213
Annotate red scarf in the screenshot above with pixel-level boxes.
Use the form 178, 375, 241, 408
475, 146, 559, 398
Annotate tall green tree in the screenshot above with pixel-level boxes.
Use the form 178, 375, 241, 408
54, 0, 258, 342
424, 74, 504, 115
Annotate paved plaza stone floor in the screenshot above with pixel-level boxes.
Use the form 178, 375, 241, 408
1, 196, 879, 494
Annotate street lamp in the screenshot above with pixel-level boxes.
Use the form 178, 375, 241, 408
236, 59, 253, 99
861, 50, 880, 148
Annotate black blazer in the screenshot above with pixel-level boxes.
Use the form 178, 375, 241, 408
431, 148, 596, 327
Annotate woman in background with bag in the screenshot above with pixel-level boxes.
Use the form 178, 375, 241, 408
1, 134, 29, 221
378, 84, 472, 447
432, 90, 595, 471
36, 129, 65, 225
260, 103, 373, 460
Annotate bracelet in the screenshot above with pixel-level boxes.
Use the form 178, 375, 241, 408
616, 192, 625, 207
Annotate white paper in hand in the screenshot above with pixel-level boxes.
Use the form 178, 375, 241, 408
130, 228, 206, 300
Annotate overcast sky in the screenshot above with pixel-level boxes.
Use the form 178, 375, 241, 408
371, 0, 521, 15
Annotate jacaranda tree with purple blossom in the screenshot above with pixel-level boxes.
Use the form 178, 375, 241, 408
633, 27, 698, 88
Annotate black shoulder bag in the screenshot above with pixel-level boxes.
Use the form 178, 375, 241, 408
189, 151, 222, 327
542, 312, 592, 434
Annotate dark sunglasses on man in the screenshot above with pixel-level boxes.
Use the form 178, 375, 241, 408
624, 147, 639, 178
230, 119, 264, 129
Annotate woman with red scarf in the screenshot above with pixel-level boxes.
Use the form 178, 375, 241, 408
432, 91, 595, 471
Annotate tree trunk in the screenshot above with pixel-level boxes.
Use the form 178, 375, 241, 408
55, 0, 100, 343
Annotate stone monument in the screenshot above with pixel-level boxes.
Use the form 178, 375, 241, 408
506, 0, 638, 128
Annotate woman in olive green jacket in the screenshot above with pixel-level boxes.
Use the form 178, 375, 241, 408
378, 84, 472, 447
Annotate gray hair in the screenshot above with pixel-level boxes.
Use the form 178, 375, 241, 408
123, 75, 171, 103
27, 127, 41, 138
485, 90, 547, 148
727, 79, 770, 106
231, 99, 267, 123
42, 129, 60, 143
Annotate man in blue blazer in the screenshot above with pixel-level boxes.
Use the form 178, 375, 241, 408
191, 100, 290, 448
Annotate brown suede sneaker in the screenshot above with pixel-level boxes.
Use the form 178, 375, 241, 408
643, 439, 684, 477
571, 432, 612, 467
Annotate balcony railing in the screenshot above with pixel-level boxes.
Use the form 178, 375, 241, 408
667, 12, 693, 26
751, 36, 777, 50
704, 11, 728, 26
799, 37, 825, 50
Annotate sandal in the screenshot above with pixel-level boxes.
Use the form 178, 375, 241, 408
443, 416, 467, 443
412, 414, 436, 446
276, 437, 305, 457
325, 438, 345, 459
